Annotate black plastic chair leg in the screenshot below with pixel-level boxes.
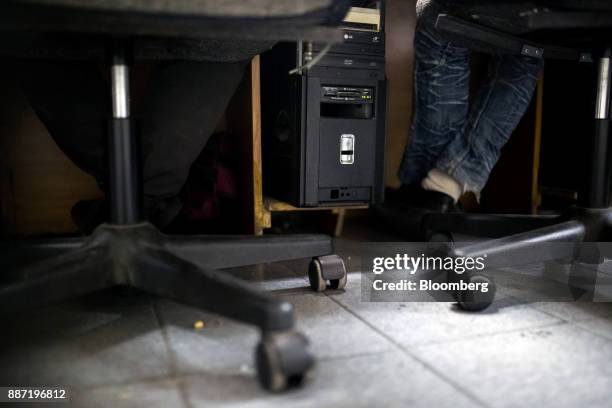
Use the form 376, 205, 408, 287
450, 220, 586, 268
0, 246, 112, 314
0, 237, 87, 280
132, 249, 295, 332
164, 234, 333, 270
447, 221, 586, 312
423, 212, 559, 239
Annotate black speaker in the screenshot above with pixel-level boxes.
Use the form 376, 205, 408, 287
261, 0, 386, 207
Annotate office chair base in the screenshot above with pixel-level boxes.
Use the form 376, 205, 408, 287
436, 206, 612, 311
0, 222, 339, 391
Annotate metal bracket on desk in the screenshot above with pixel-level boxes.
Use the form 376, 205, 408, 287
521, 44, 544, 58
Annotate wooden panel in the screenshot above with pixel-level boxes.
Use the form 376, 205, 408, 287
531, 77, 544, 214
0, 83, 102, 235
249, 56, 267, 235
384, 0, 417, 188
265, 197, 367, 212
226, 56, 266, 235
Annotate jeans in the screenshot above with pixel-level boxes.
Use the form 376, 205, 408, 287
15, 59, 247, 227
398, 15, 544, 194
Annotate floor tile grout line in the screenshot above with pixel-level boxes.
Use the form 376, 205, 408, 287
411, 321, 569, 350
324, 293, 492, 408
150, 296, 193, 408
329, 279, 570, 348
564, 318, 612, 344
74, 374, 186, 392
71, 351, 382, 394
470, 283, 612, 334
278, 262, 309, 280
72, 350, 389, 394
528, 303, 595, 323
317, 349, 397, 362
522, 300, 612, 335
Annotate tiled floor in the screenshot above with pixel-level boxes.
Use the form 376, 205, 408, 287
1, 230, 612, 407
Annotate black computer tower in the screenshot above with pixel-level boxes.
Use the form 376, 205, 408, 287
261, 0, 387, 207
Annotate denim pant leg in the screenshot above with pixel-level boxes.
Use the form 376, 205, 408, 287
398, 20, 471, 185
435, 54, 544, 193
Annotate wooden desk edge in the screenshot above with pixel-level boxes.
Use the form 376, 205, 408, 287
264, 197, 369, 212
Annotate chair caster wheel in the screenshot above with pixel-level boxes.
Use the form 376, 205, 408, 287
255, 331, 314, 392
309, 255, 347, 292
455, 273, 496, 312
